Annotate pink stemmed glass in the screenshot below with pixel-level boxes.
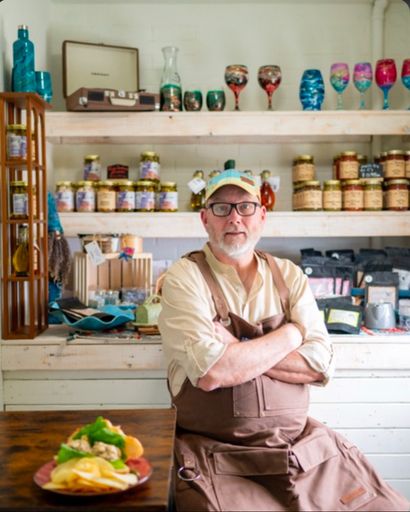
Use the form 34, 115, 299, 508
330, 63, 350, 110
353, 62, 372, 110
375, 58, 397, 110
257, 65, 282, 110
401, 59, 410, 109
224, 65, 248, 111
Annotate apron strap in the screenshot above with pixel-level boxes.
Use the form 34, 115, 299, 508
255, 250, 291, 320
183, 250, 231, 323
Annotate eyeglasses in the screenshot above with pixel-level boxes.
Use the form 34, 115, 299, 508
206, 201, 260, 217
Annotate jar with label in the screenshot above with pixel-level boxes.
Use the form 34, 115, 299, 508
75, 181, 96, 212
139, 151, 160, 182
363, 178, 383, 211
292, 155, 315, 183
385, 179, 409, 211
6, 124, 23, 159
97, 180, 116, 212
292, 182, 303, 211
339, 151, 359, 180
159, 182, 178, 212
10, 181, 28, 218
385, 150, 405, 179
404, 151, 410, 178
342, 179, 364, 211
323, 180, 342, 211
299, 180, 322, 211
55, 181, 74, 212
135, 180, 156, 212
83, 155, 101, 181
116, 180, 136, 212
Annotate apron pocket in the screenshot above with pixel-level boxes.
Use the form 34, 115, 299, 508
214, 447, 289, 476
233, 379, 260, 418
261, 376, 309, 416
291, 430, 338, 471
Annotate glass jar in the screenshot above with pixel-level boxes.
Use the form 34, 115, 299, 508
299, 180, 322, 211
6, 124, 23, 159
342, 179, 364, 211
385, 179, 409, 211
363, 178, 383, 211
323, 180, 342, 211
292, 155, 315, 182
116, 180, 136, 212
332, 154, 340, 179
159, 182, 178, 212
10, 180, 28, 218
292, 182, 303, 211
339, 151, 359, 180
139, 151, 160, 182
97, 180, 116, 212
75, 181, 95, 212
55, 181, 74, 212
405, 151, 410, 179
83, 154, 101, 181
135, 180, 156, 212
385, 150, 406, 179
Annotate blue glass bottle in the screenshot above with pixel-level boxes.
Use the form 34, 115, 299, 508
12, 25, 36, 92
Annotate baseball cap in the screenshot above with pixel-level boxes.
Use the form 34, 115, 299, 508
205, 169, 261, 201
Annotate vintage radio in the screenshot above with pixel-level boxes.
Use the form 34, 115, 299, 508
63, 40, 159, 112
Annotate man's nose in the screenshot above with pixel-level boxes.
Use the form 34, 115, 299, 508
227, 206, 242, 221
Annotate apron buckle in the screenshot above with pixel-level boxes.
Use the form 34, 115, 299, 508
177, 465, 201, 481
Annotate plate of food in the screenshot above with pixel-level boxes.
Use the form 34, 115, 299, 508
34, 416, 152, 496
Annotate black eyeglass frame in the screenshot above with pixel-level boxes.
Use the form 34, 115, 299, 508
205, 201, 261, 217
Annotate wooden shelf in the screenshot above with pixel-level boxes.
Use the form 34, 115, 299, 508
45, 110, 410, 145
59, 210, 410, 238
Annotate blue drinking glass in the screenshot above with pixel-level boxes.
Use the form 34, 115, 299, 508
299, 69, 325, 110
35, 71, 53, 103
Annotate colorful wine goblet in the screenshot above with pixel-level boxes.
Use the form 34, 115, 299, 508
375, 58, 397, 110
257, 65, 282, 110
401, 58, 410, 109
330, 62, 350, 110
299, 69, 325, 111
353, 62, 372, 110
224, 64, 248, 111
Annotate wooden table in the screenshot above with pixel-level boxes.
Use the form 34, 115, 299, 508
0, 408, 176, 511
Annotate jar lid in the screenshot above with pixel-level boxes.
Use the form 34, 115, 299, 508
340, 151, 357, 157
141, 151, 159, 159
342, 179, 362, 185
7, 124, 25, 130
303, 180, 320, 186
161, 181, 176, 187
387, 149, 404, 156
84, 154, 100, 160
363, 178, 383, 185
10, 180, 27, 186
294, 154, 314, 162
386, 179, 409, 185
56, 181, 73, 186
193, 170, 204, 178
136, 180, 156, 186
76, 180, 95, 186
357, 154, 367, 162
98, 180, 115, 186
115, 179, 134, 186
324, 180, 341, 185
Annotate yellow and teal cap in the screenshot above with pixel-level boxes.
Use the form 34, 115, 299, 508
205, 170, 261, 201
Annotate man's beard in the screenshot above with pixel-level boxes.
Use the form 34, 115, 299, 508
210, 227, 260, 259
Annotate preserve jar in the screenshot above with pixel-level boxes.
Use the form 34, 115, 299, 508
139, 151, 160, 182
75, 181, 96, 212
97, 180, 116, 212
55, 181, 74, 212
332, 154, 340, 179
292, 182, 303, 211
6, 124, 23, 159
342, 179, 364, 211
159, 182, 178, 212
405, 151, 410, 178
363, 178, 383, 211
116, 180, 136, 212
323, 180, 342, 211
385, 150, 406, 179
83, 154, 101, 181
292, 155, 315, 182
10, 180, 28, 218
135, 180, 156, 212
299, 180, 322, 211
339, 151, 359, 180
385, 179, 409, 211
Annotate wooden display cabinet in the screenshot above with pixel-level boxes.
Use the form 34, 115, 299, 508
0, 93, 49, 339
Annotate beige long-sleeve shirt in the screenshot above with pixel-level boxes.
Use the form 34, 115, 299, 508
158, 244, 334, 396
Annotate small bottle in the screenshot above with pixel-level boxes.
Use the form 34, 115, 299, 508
260, 170, 275, 211
12, 225, 29, 275
12, 25, 36, 92
224, 159, 236, 170
190, 170, 206, 211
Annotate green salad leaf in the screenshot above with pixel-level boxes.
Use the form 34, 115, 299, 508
56, 443, 91, 464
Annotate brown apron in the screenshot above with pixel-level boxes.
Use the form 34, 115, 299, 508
171, 250, 409, 512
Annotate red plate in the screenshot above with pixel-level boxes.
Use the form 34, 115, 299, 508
33, 457, 152, 496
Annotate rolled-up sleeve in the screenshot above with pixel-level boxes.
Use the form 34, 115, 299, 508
158, 259, 227, 392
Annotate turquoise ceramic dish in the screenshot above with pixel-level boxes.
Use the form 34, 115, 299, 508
49, 304, 135, 331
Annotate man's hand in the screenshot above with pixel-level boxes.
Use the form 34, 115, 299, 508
213, 321, 239, 345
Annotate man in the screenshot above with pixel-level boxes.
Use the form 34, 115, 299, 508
159, 170, 408, 512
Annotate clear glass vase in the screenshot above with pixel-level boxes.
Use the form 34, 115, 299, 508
160, 46, 182, 112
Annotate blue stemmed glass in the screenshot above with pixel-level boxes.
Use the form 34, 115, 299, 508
401, 59, 410, 109
330, 63, 349, 110
299, 69, 325, 111
353, 62, 372, 110
35, 71, 53, 103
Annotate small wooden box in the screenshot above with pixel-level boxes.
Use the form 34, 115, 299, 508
74, 252, 152, 304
